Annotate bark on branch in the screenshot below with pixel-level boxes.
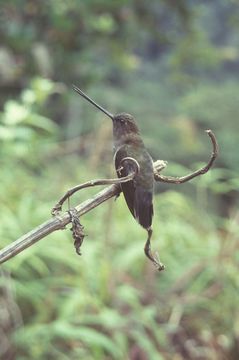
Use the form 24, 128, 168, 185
0, 184, 121, 265
0, 130, 218, 265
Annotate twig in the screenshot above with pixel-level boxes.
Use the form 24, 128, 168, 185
0, 130, 218, 265
0, 158, 141, 265
0, 184, 121, 265
52, 157, 140, 214
154, 130, 218, 184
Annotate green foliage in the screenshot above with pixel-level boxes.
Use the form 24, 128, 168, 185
180, 81, 239, 171
0, 1, 239, 359
1, 167, 238, 359
0, 88, 238, 358
0, 78, 58, 161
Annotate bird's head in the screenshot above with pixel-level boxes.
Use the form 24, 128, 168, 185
73, 85, 139, 137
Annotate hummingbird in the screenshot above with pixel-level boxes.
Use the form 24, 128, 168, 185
73, 85, 164, 271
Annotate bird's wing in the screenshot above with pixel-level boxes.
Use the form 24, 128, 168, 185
114, 145, 154, 229
114, 145, 136, 219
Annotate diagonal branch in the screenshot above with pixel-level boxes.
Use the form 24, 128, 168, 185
0, 158, 143, 265
52, 157, 140, 215
0, 130, 217, 265
154, 130, 218, 184
0, 184, 121, 265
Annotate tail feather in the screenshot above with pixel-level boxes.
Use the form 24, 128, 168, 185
134, 187, 153, 229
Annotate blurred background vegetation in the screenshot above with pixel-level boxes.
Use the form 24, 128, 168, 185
0, 1, 239, 359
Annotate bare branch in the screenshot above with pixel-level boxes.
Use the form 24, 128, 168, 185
0, 129, 218, 266
154, 130, 218, 184
51, 157, 140, 214
0, 184, 121, 265
0, 157, 142, 265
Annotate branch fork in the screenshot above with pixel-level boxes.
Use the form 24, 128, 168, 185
0, 130, 218, 266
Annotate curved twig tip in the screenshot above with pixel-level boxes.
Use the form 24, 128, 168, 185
205, 129, 219, 156
154, 129, 219, 184
120, 157, 140, 176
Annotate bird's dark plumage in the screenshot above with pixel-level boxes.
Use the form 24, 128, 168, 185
114, 141, 154, 230
71, 89, 164, 270
134, 187, 153, 229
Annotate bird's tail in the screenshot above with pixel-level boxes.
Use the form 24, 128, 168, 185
134, 187, 153, 229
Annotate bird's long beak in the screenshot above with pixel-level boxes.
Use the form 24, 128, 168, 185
73, 85, 114, 120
